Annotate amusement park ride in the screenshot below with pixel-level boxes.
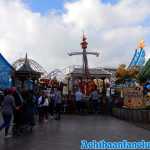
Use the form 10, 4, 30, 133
68, 34, 100, 95
68, 33, 99, 79
128, 40, 145, 68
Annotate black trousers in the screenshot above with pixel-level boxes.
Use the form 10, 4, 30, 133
49, 101, 54, 116
92, 100, 98, 113
76, 101, 82, 113
38, 107, 48, 122
13, 110, 23, 135
55, 104, 61, 120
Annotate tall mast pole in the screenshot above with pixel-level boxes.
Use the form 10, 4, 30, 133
80, 33, 89, 79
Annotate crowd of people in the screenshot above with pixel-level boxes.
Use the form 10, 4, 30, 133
0, 87, 63, 138
74, 87, 114, 115
0, 84, 122, 139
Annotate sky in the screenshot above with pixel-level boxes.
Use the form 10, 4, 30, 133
25, 0, 119, 14
24, 0, 66, 14
0, 0, 150, 72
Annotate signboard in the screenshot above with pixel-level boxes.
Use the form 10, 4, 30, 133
123, 88, 145, 109
144, 92, 150, 106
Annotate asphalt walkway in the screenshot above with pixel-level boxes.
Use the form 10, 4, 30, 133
0, 115, 150, 150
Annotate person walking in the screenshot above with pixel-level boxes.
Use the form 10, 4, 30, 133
42, 94, 49, 122
12, 87, 24, 136
49, 88, 55, 119
90, 88, 99, 114
75, 89, 83, 114
106, 87, 112, 115
38, 91, 45, 123
0, 89, 16, 138
21, 90, 36, 128
54, 88, 62, 120
38, 91, 49, 123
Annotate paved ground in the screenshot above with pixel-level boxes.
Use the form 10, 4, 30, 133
0, 115, 150, 150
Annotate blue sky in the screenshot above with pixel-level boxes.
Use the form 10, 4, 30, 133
25, 0, 119, 14
24, 0, 73, 14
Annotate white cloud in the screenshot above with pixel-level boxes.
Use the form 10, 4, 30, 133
63, 0, 150, 29
0, 0, 149, 72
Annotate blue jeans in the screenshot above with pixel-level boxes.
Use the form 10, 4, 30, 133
0, 113, 12, 136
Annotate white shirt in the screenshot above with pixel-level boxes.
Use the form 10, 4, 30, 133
106, 88, 110, 97
43, 98, 49, 106
38, 96, 49, 107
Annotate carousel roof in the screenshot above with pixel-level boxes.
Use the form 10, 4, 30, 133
13, 54, 47, 75
14, 54, 44, 80
18, 54, 35, 73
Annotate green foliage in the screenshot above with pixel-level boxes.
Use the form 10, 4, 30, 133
138, 59, 150, 83
115, 64, 139, 83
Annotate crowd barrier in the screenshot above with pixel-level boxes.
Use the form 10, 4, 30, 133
112, 107, 150, 123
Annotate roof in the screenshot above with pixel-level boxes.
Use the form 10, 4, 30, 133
67, 67, 111, 79
18, 60, 35, 72
71, 68, 111, 75
0, 53, 13, 89
17, 54, 40, 74
0, 53, 14, 70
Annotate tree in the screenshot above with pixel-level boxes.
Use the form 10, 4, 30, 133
116, 64, 139, 83
138, 59, 150, 83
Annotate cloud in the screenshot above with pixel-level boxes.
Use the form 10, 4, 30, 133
63, 0, 150, 29
0, 0, 149, 72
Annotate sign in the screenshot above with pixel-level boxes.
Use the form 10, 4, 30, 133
123, 88, 144, 109
144, 92, 150, 106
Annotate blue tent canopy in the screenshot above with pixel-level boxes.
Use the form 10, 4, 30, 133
0, 53, 14, 89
